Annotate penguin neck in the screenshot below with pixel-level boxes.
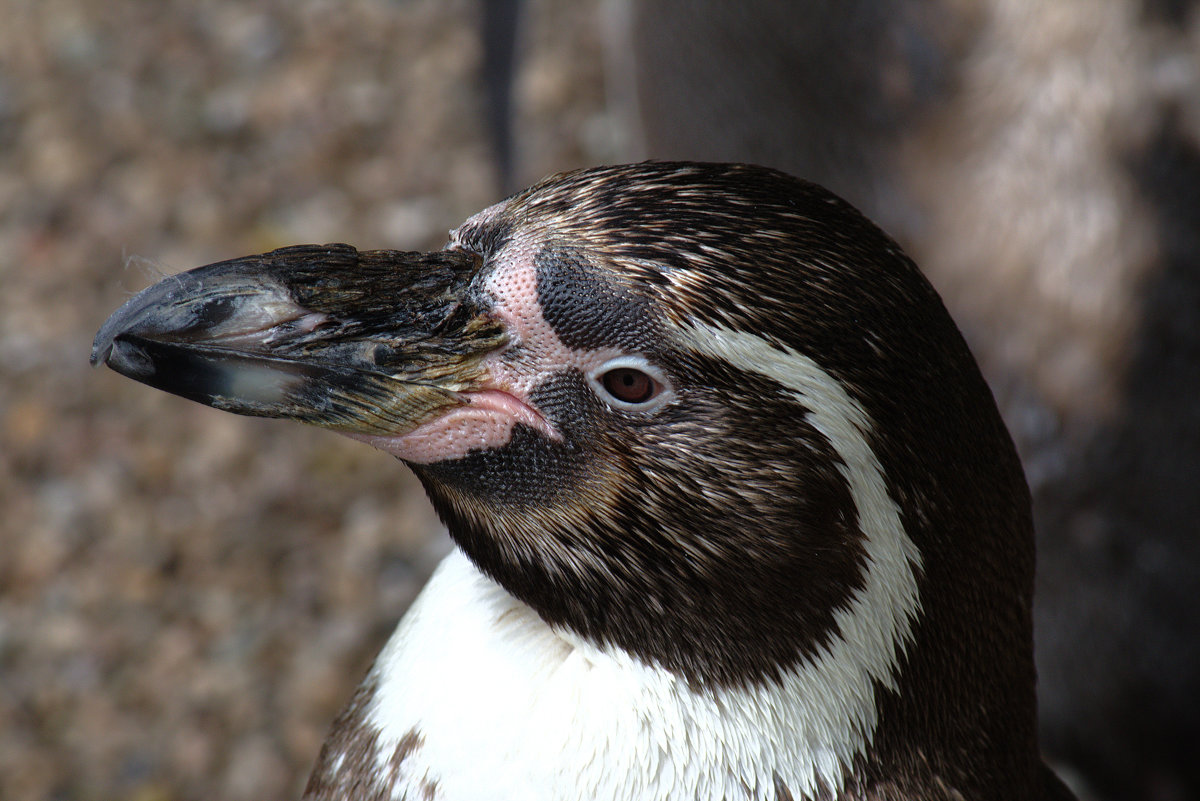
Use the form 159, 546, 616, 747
333, 547, 898, 801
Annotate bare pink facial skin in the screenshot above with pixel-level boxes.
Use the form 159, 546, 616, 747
344, 388, 554, 465
343, 203, 629, 465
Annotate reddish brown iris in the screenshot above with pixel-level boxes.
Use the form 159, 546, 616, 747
601, 367, 657, 404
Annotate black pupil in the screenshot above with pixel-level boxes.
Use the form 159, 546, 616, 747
603, 368, 655, 404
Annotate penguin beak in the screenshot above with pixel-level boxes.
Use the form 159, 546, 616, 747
91, 244, 507, 437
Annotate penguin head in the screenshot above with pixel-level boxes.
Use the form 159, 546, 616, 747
93, 162, 1039, 783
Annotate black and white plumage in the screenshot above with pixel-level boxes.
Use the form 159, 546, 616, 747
92, 162, 1074, 800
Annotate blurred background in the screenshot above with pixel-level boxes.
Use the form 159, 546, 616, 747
1, 1, 1197, 799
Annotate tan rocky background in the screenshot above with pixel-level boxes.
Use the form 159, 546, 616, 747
2, 2, 1197, 800
2, 2, 611, 799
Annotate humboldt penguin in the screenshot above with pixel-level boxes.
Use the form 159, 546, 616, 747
92, 162, 1075, 801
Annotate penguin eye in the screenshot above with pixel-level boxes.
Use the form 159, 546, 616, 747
601, 367, 658, 404
589, 356, 672, 412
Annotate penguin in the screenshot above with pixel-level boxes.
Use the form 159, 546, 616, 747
92, 161, 1075, 801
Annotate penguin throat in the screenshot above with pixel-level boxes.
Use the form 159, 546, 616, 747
347, 549, 872, 801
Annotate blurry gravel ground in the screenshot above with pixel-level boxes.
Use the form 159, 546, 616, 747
0, 1, 614, 799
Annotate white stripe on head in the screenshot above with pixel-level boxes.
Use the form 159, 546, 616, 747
674, 320, 924, 795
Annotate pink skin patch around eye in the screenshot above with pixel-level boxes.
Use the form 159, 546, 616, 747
347, 207, 635, 466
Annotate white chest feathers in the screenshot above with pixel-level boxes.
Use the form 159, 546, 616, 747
314, 545, 916, 801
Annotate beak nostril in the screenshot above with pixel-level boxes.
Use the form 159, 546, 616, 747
368, 343, 397, 366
